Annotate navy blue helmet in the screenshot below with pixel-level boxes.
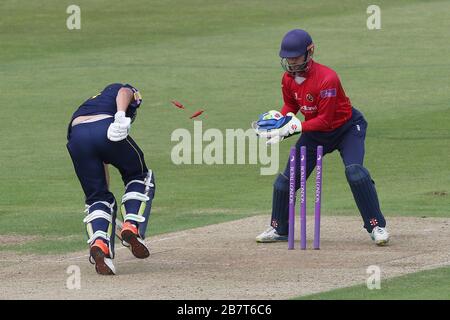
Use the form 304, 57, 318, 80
279, 29, 314, 74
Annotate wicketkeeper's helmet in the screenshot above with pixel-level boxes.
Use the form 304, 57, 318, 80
279, 29, 314, 74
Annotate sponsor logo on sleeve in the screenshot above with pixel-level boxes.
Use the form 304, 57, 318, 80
320, 88, 337, 98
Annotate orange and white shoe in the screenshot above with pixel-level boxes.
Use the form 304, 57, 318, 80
89, 239, 116, 275
121, 221, 150, 259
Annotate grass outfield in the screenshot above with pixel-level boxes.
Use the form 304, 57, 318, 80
298, 266, 450, 300
0, 0, 449, 258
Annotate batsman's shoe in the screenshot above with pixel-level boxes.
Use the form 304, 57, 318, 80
89, 239, 116, 275
256, 227, 288, 243
371, 226, 390, 246
121, 222, 150, 259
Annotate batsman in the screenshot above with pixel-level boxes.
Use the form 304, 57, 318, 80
253, 29, 389, 246
66, 83, 155, 275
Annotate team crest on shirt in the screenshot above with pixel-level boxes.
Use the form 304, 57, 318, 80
306, 93, 314, 102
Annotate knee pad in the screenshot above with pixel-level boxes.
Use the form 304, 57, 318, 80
273, 173, 289, 192
345, 164, 372, 184
271, 173, 290, 235
345, 164, 385, 231
83, 200, 117, 258
121, 170, 155, 239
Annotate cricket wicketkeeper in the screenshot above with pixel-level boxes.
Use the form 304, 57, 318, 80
67, 83, 155, 275
253, 29, 389, 246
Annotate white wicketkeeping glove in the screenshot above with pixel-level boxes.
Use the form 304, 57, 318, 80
256, 112, 302, 145
107, 111, 131, 142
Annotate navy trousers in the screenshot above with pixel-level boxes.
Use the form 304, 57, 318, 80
286, 107, 367, 184
272, 108, 386, 234
67, 117, 149, 206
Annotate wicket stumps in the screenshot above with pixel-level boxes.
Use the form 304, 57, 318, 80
288, 148, 296, 250
314, 146, 323, 249
300, 146, 307, 250
288, 145, 323, 250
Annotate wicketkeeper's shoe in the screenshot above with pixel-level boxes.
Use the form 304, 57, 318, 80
256, 226, 288, 243
121, 221, 150, 259
371, 226, 390, 246
89, 239, 116, 275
